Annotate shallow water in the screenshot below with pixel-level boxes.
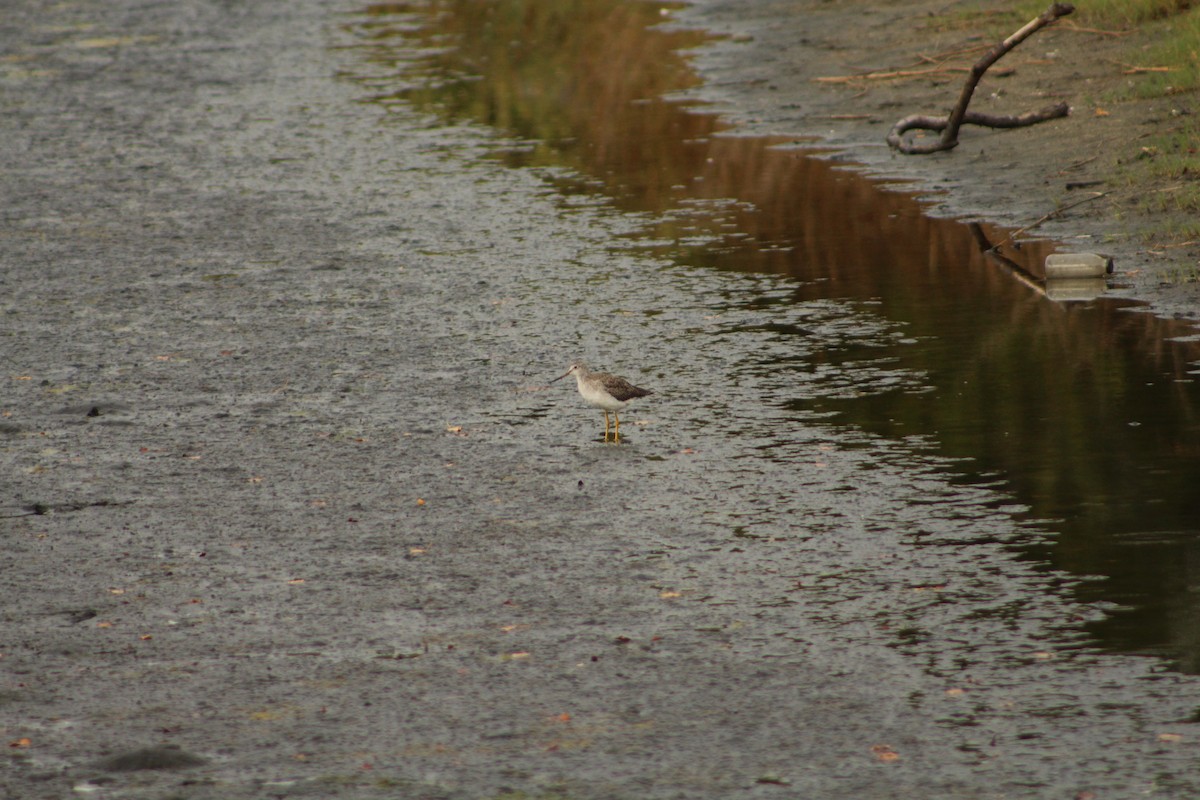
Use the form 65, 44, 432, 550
346, 0, 1200, 672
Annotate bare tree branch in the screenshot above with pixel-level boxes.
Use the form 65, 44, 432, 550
888, 3, 1075, 155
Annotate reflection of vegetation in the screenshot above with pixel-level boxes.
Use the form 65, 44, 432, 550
355, 0, 707, 187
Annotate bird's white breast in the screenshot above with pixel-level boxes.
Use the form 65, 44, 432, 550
575, 374, 628, 411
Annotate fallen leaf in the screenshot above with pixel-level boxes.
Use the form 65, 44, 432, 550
1159, 732, 1183, 743
139, 635, 153, 641
249, 707, 291, 721
659, 590, 682, 599
1094, 107, 1110, 116
96, 621, 113, 628
287, 578, 305, 585
871, 744, 900, 762
9, 738, 31, 748
416, 498, 426, 506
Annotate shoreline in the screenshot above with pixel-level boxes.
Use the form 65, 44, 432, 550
676, 0, 1200, 323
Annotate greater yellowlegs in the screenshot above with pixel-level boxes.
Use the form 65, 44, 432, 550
551, 361, 652, 438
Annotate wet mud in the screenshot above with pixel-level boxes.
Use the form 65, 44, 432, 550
4, 1, 1200, 799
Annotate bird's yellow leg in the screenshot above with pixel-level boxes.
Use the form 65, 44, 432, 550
603, 410, 611, 436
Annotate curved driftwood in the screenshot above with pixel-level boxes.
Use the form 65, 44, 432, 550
887, 103, 1070, 154
888, 3, 1075, 155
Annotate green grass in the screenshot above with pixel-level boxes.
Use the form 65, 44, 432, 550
1129, 10, 1200, 97
928, 3, 1200, 96
921, 6, 1014, 32
1115, 113, 1200, 234
1015, 0, 1192, 27
1018, 1, 1200, 240
1036, 3, 1195, 95
1000, 2, 1200, 96
1048, 2, 1200, 237
1158, 262, 1200, 283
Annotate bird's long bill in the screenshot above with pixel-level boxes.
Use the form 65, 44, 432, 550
549, 369, 572, 383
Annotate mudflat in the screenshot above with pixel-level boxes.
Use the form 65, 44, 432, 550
4, 1, 1200, 799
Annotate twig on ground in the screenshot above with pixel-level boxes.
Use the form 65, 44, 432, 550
1108, 60, 1173, 74
916, 44, 989, 64
1060, 22, 1136, 36
1145, 240, 1200, 250
889, 102, 1070, 148
815, 66, 967, 84
990, 191, 1109, 249
1059, 155, 1100, 173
